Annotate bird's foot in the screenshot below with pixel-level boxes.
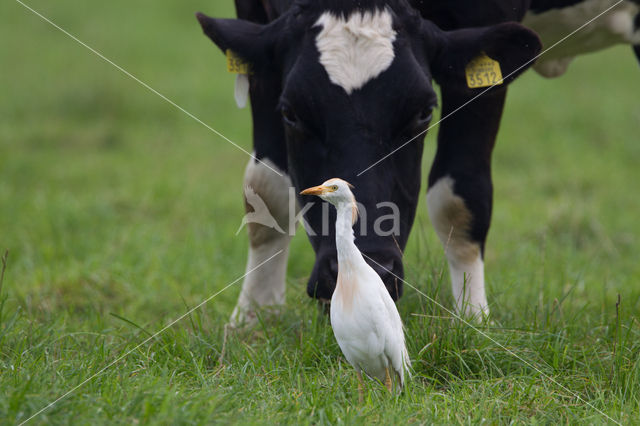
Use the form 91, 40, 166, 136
356, 371, 365, 404
384, 367, 392, 393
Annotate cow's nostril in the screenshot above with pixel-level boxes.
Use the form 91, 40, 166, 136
308, 249, 404, 301
307, 253, 339, 301
329, 257, 339, 276
363, 252, 397, 275
362, 252, 404, 300
374, 259, 395, 275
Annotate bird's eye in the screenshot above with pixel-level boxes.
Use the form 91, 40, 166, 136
281, 106, 298, 126
331, 185, 339, 191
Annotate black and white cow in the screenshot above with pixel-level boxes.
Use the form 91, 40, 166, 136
524, 0, 640, 76
196, 0, 638, 325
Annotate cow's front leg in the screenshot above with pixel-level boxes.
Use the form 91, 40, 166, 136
230, 157, 295, 326
427, 87, 507, 320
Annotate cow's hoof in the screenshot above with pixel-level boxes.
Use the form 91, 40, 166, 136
229, 304, 283, 330
228, 306, 258, 329
454, 306, 492, 325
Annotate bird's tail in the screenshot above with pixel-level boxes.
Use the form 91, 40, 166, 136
399, 346, 412, 388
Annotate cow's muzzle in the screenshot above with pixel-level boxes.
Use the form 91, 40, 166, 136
306, 246, 404, 302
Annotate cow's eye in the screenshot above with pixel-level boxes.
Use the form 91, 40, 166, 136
417, 108, 433, 124
281, 106, 299, 126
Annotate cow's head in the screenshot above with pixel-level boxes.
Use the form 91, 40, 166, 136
197, 0, 541, 301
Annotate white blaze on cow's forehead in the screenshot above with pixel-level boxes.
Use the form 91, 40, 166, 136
315, 9, 397, 94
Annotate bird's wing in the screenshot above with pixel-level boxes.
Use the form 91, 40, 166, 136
331, 272, 389, 380
331, 258, 410, 384
341, 264, 409, 383
369, 267, 411, 386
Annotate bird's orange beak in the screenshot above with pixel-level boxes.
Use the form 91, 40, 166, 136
300, 185, 328, 196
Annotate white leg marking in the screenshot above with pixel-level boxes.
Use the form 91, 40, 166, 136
523, 0, 640, 78
230, 157, 296, 326
315, 9, 397, 94
448, 254, 488, 319
532, 57, 574, 78
427, 176, 489, 318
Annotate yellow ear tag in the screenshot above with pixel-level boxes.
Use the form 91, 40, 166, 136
226, 49, 251, 74
465, 53, 503, 88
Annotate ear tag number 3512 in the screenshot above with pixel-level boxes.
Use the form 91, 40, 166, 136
465, 53, 503, 89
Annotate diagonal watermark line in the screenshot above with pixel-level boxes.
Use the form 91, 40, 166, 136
358, 0, 625, 176
18, 250, 284, 425
14, 0, 283, 177
361, 252, 622, 426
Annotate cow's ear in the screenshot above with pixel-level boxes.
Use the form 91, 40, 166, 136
196, 12, 276, 68
430, 22, 542, 89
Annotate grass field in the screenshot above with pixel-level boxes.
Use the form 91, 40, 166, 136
1, 1, 639, 424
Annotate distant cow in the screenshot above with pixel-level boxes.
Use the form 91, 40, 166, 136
523, 0, 640, 77
197, 0, 638, 325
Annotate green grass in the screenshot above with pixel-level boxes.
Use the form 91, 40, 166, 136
1, 0, 640, 424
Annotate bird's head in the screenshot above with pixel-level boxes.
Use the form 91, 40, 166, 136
300, 178, 358, 225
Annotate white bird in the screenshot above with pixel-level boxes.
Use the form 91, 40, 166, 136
300, 178, 410, 401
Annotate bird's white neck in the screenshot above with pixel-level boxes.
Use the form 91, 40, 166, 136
335, 202, 362, 268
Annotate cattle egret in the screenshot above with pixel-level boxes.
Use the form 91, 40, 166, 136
300, 178, 410, 400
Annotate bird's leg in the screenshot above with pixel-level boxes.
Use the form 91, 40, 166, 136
356, 371, 364, 404
384, 367, 392, 393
